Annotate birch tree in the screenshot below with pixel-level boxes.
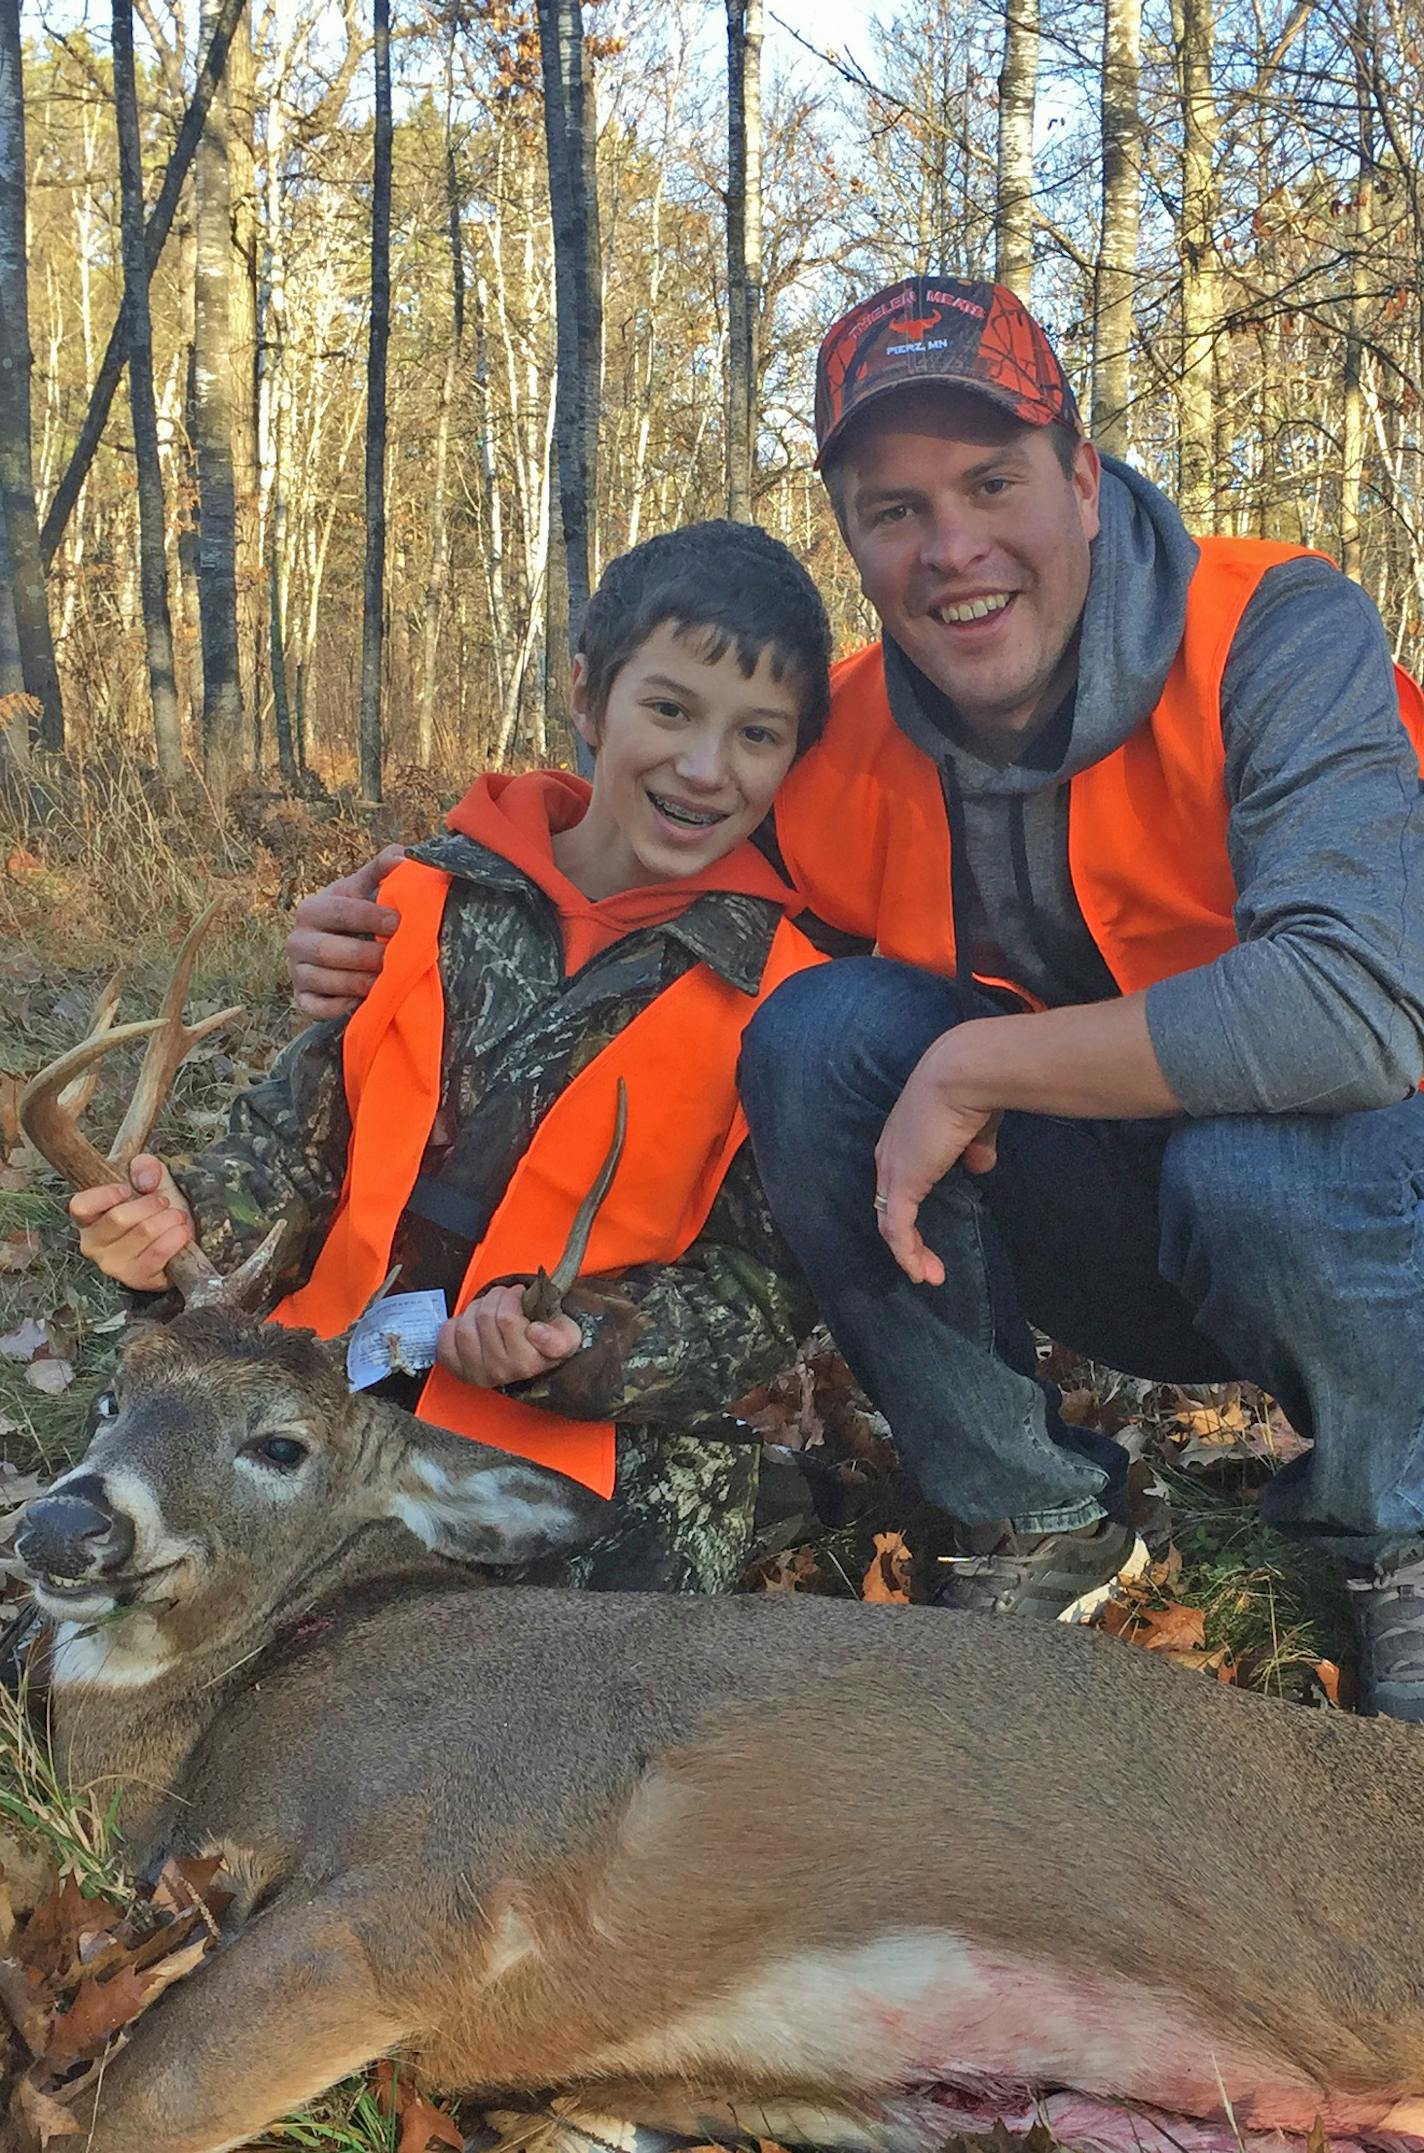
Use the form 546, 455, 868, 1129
193, 0, 245, 787
536, 0, 601, 761
994, 0, 1037, 292
1092, 0, 1141, 452
359, 0, 393, 800
1175, 0, 1218, 531
726, 0, 763, 519
111, 0, 184, 778
0, 0, 62, 749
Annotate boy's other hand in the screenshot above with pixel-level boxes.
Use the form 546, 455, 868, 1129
286, 844, 406, 1018
436, 1285, 583, 1389
70, 1153, 195, 1292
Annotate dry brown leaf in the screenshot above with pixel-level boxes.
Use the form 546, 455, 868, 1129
860, 1530, 912, 1604
754, 1545, 820, 1594
23, 1361, 72, 1398
0, 1955, 50, 2056
396, 2094, 464, 2153
148, 1854, 228, 1918
47, 1964, 152, 2061
20, 1879, 105, 1983
1057, 1388, 1102, 1426
375, 2060, 464, 2153
0, 1322, 45, 1364
16, 2076, 83, 2145
1129, 1599, 1207, 1653
0, 1230, 37, 1272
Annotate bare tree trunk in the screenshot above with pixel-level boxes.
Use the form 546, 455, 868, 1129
1175, 0, 1217, 532
0, 501, 31, 766
39, 0, 249, 570
359, 0, 392, 800
536, 0, 602, 767
417, 44, 464, 768
0, 0, 62, 750
225, 7, 262, 757
112, 0, 184, 780
1092, 0, 1141, 453
1341, 0, 1374, 580
995, 0, 1038, 293
193, 0, 245, 791
726, 0, 762, 520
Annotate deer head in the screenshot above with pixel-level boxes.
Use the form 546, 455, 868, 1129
15, 1307, 604, 1660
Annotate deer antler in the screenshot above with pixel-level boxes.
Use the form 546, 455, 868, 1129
521, 1078, 628, 1322
20, 905, 251, 1307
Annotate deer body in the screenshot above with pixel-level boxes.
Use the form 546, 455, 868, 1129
20, 1309, 1424, 2153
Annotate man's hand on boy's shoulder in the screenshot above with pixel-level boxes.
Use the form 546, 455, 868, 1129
437, 1284, 583, 1390
286, 845, 406, 1019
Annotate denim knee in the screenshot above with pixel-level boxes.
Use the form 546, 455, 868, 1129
741, 957, 968, 1135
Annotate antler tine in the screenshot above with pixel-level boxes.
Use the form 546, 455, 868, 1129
521, 1077, 628, 1321
56, 969, 126, 1120
108, 901, 241, 1173
20, 1019, 167, 1190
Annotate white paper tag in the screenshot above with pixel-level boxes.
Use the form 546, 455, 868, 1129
346, 1289, 449, 1391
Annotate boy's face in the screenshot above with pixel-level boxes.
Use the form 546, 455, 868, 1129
569, 622, 802, 897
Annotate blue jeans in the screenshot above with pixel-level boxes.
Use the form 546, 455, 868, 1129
739, 958, 1424, 1566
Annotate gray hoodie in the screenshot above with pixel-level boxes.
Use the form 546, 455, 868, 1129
881, 454, 1424, 1116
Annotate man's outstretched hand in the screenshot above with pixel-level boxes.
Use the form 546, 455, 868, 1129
287, 845, 406, 1017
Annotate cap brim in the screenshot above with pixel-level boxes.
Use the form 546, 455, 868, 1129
814, 371, 1052, 471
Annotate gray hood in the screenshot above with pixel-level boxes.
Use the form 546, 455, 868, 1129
886, 453, 1200, 793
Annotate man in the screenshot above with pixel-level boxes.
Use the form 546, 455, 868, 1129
289, 276, 1424, 1718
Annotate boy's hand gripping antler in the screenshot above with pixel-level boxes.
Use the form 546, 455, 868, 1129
20, 906, 286, 1309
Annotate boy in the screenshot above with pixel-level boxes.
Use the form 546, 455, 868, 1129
72, 521, 833, 1593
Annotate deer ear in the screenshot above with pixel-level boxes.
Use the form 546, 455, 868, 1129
383, 1434, 608, 1567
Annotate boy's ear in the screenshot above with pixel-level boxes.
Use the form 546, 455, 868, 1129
570, 654, 600, 755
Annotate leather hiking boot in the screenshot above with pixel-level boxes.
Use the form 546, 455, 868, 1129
1349, 1549, 1424, 1723
933, 1514, 1148, 1622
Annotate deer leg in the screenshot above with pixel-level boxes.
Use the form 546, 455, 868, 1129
541, 2080, 929, 2153
67, 1892, 411, 2153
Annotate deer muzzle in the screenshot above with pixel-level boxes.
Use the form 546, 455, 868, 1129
17, 1482, 137, 1595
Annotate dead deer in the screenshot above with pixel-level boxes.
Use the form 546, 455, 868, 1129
12, 936, 1424, 2153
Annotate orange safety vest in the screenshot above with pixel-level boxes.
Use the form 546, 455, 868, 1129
775, 536, 1424, 997
270, 860, 824, 1496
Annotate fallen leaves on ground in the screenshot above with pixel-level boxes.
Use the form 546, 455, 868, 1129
0, 1850, 233, 2148
374, 2059, 463, 2152
1167, 1384, 1311, 1470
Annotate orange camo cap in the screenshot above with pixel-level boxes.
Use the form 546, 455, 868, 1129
814, 275, 1083, 467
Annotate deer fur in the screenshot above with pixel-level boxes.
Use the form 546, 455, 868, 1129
12, 1307, 1424, 2153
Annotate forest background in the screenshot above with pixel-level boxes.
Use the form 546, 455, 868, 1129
2, 0, 1419, 798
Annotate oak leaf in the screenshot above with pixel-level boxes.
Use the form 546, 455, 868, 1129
860, 1530, 912, 1604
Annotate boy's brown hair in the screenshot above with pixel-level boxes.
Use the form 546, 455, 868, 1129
577, 520, 833, 754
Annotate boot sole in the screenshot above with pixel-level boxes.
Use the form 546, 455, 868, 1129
1056, 1534, 1150, 1625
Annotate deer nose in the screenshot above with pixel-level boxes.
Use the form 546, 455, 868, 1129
17, 1493, 136, 1582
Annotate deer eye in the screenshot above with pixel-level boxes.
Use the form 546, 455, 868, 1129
94, 1392, 118, 1421
247, 1435, 309, 1472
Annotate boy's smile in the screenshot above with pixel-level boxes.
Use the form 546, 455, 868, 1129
554, 622, 802, 900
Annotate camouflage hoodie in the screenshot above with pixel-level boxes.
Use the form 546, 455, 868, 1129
173, 799, 816, 1440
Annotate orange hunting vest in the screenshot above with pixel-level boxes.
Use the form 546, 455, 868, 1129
270, 860, 824, 1496
775, 537, 1424, 998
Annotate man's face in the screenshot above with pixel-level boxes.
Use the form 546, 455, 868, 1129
832, 388, 1101, 745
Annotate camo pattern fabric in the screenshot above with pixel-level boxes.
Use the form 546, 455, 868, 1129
173, 829, 816, 1448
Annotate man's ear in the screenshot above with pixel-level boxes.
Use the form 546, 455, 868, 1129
379, 1424, 609, 1567
571, 654, 600, 757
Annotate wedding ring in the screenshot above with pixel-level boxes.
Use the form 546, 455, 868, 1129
873, 1193, 889, 1213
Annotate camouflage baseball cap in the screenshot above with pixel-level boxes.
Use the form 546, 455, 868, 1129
814, 275, 1083, 467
